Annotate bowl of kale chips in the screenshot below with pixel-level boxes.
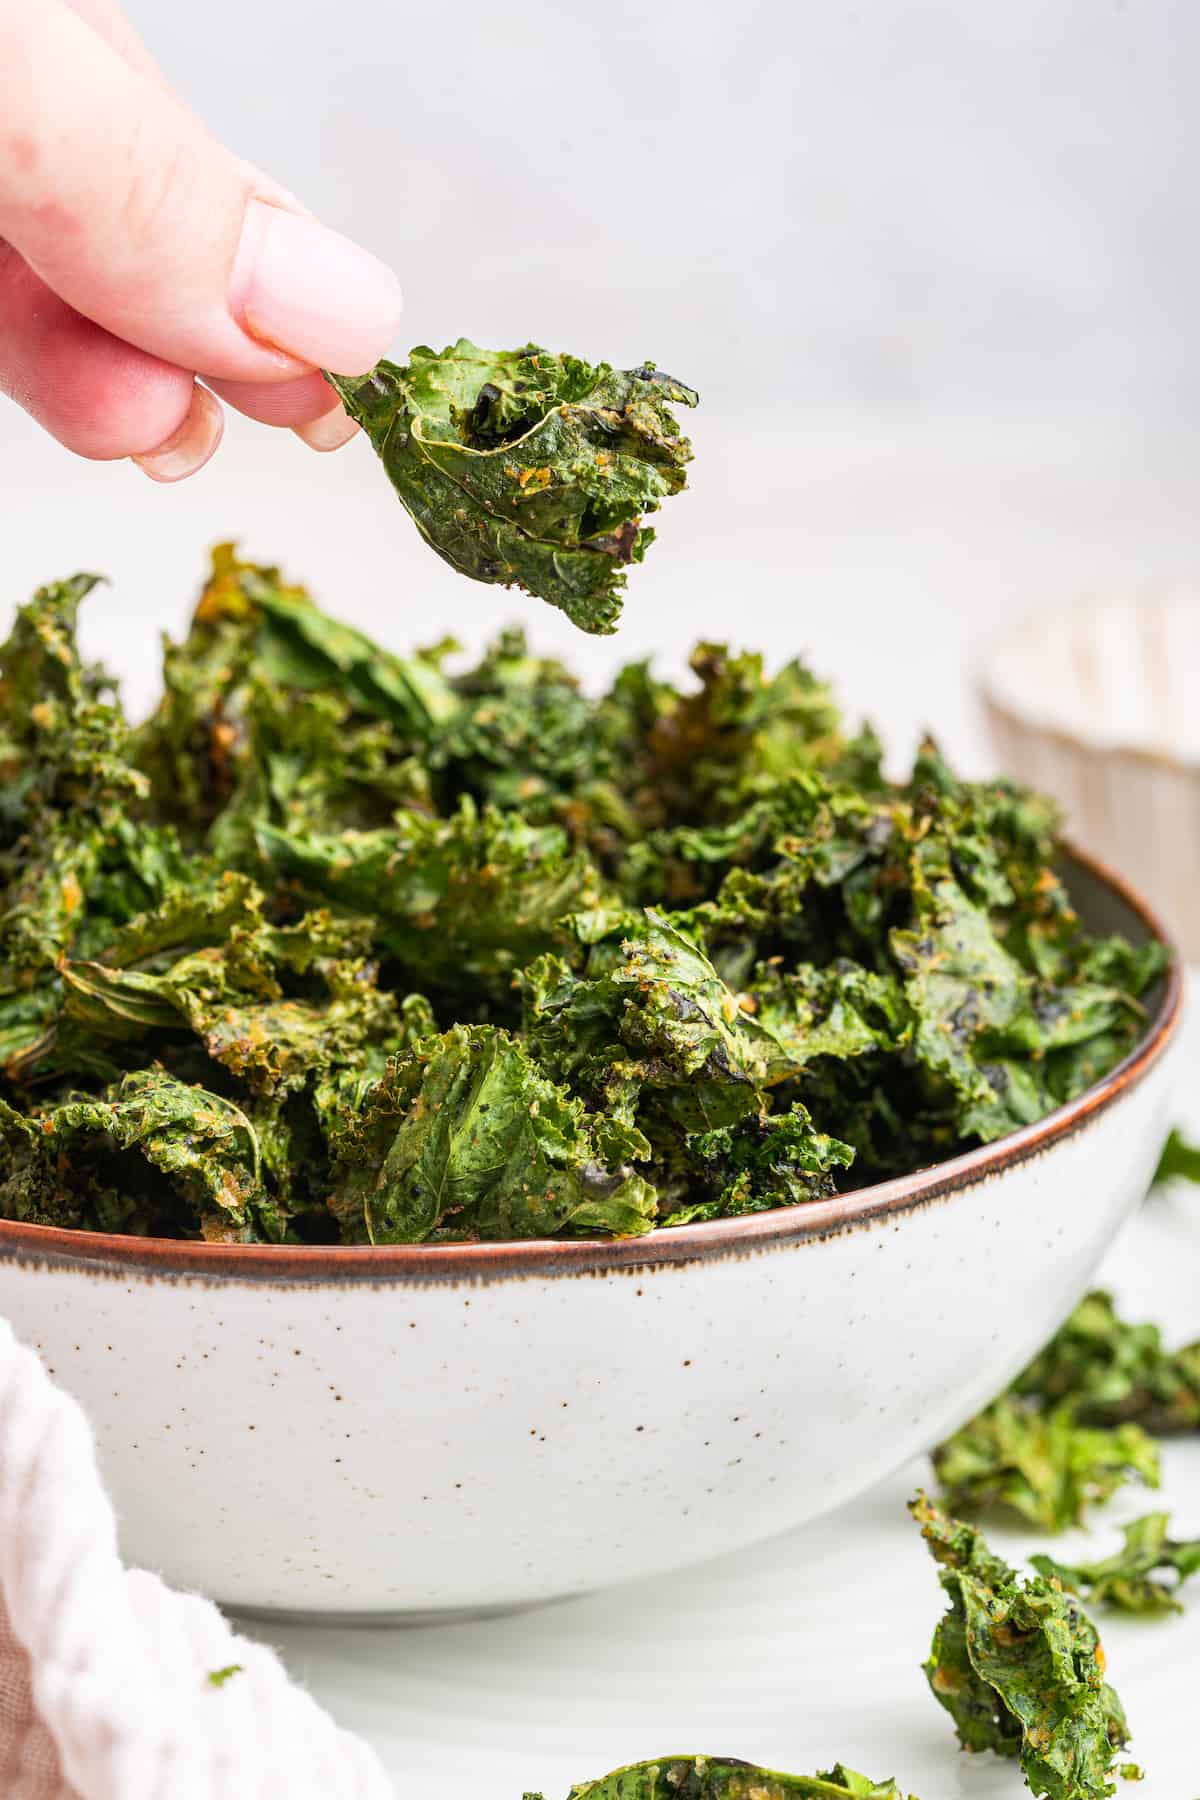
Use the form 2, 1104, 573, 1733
0, 549, 1181, 1620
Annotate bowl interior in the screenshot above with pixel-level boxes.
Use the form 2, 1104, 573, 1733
1063, 847, 1152, 941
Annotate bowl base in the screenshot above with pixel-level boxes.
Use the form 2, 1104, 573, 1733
225, 1591, 579, 1630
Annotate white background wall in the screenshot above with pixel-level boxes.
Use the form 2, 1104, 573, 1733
3, 0, 1199, 769
119, 0, 1200, 427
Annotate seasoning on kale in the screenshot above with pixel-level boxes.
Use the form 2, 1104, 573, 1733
524, 1756, 919, 1800
911, 1492, 1129, 1800
1031, 1512, 1200, 1616
327, 340, 697, 635
0, 550, 1168, 1244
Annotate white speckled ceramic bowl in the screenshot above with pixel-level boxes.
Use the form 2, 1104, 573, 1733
0, 851, 1181, 1622
980, 589, 1200, 960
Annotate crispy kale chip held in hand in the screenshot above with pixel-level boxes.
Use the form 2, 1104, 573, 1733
326, 340, 697, 634
0, 548, 1168, 1243
930, 1397, 1160, 1532
524, 1756, 919, 1800
1031, 1512, 1200, 1617
911, 1493, 1129, 1800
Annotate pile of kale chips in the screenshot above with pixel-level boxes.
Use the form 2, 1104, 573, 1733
0, 547, 1166, 1244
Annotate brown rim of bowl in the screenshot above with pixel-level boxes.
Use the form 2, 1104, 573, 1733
0, 843, 1183, 1285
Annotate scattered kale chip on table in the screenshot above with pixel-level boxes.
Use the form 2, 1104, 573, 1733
0, 549, 1168, 1244
930, 1395, 1160, 1533
931, 1290, 1199, 1532
523, 1756, 918, 1800
1013, 1291, 1200, 1435
912, 1492, 1130, 1800
1031, 1511, 1200, 1616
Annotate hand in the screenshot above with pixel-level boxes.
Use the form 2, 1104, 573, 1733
0, 0, 402, 480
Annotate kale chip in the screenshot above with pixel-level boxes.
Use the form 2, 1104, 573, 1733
525, 1757, 918, 1800
327, 340, 697, 635
1153, 1127, 1200, 1187
912, 1493, 1129, 1800
1013, 1291, 1200, 1435
1032, 1512, 1200, 1616
930, 1397, 1160, 1533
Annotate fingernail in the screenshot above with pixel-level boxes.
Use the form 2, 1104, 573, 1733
293, 405, 359, 452
132, 384, 224, 483
230, 199, 402, 377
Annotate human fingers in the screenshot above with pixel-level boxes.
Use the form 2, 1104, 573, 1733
0, 243, 221, 477
0, 0, 401, 383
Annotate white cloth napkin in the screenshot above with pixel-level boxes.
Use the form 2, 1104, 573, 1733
0, 1316, 393, 1800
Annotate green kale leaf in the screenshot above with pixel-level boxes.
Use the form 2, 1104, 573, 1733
525, 1756, 918, 1800
912, 1492, 1129, 1800
327, 340, 697, 634
0, 576, 188, 1079
1014, 1291, 1200, 1434
1032, 1512, 1200, 1616
1154, 1127, 1200, 1187
931, 1397, 1159, 1532
520, 913, 855, 1218
325, 1023, 656, 1243
58, 875, 398, 1097
133, 544, 456, 845
0, 552, 1168, 1245
254, 798, 602, 1003
0, 1068, 277, 1241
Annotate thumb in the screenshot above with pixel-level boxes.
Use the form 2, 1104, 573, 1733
0, 0, 401, 381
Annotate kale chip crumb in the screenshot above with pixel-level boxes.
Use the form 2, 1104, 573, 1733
0, 548, 1168, 1246
1154, 1127, 1200, 1188
912, 1491, 1129, 1800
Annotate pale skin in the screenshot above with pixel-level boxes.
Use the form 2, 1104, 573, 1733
0, 0, 403, 480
